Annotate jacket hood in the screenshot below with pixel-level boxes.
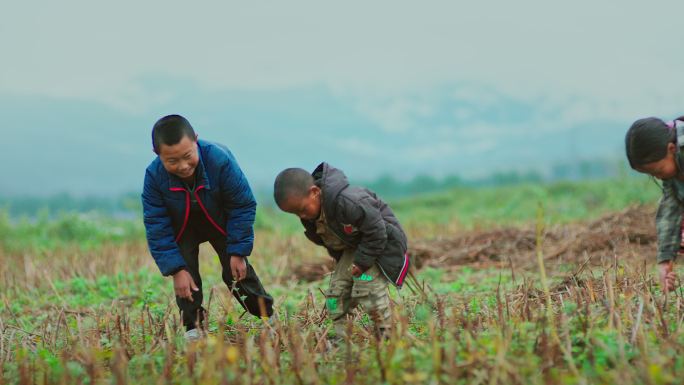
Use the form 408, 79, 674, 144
312, 162, 349, 217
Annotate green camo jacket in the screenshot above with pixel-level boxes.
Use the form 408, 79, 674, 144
656, 123, 684, 263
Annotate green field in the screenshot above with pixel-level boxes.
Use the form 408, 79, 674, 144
4, 177, 683, 385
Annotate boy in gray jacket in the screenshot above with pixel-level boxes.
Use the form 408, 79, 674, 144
274, 163, 410, 339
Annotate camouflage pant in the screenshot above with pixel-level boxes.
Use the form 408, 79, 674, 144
326, 250, 391, 339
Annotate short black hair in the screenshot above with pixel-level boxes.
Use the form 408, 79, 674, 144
625, 117, 675, 168
273, 168, 315, 207
152, 115, 196, 154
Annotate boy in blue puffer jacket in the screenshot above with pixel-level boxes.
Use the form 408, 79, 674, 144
142, 114, 273, 339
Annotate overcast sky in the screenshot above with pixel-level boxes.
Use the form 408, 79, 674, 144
1, 1, 682, 195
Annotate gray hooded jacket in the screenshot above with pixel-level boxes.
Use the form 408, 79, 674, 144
301, 163, 410, 287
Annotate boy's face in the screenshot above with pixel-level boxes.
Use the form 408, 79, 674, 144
158, 135, 199, 181
636, 142, 678, 180
279, 186, 322, 221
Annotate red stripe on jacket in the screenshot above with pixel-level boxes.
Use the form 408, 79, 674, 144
194, 185, 227, 236
396, 252, 410, 286
169, 188, 191, 243
169, 185, 227, 242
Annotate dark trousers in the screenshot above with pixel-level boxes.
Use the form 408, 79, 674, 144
176, 225, 274, 330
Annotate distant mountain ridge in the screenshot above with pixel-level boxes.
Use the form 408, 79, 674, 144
0, 80, 627, 196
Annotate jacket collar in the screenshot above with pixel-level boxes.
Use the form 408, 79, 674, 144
312, 162, 350, 219
676, 121, 684, 151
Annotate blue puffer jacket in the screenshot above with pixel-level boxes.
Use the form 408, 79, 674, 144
141, 140, 256, 276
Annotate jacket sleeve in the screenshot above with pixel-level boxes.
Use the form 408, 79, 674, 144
141, 170, 187, 276
656, 182, 682, 263
339, 196, 387, 270
219, 152, 257, 257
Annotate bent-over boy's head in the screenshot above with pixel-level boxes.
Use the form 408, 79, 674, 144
152, 115, 199, 181
274, 168, 321, 220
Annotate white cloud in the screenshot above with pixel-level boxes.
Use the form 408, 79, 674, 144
354, 97, 435, 134
335, 138, 381, 158
1, 0, 682, 114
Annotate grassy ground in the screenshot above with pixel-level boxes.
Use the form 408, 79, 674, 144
3, 176, 682, 385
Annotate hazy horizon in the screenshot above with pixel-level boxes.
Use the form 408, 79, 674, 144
2, 1, 682, 196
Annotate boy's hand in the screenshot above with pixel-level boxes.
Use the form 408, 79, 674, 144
351, 264, 363, 278
231, 256, 247, 281
173, 269, 199, 301
659, 260, 678, 293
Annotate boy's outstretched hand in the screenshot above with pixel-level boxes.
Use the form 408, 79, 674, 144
173, 269, 199, 301
351, 264, 363, 278
659, 260, 678, 293
231, 256, 247, 281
